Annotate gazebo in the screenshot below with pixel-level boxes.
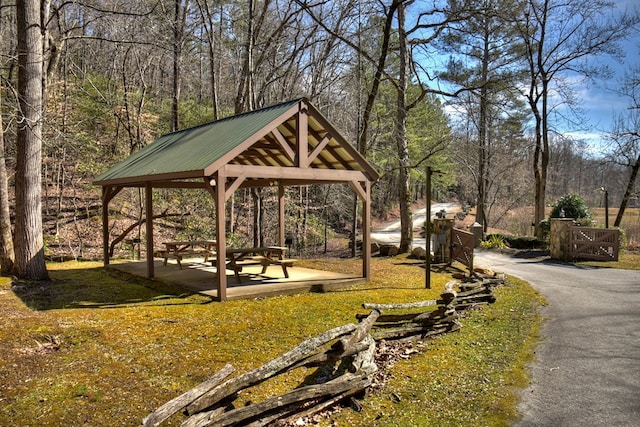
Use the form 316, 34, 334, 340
93, 98, 379, 301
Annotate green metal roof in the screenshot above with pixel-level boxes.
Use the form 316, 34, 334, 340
94, 99, 301, 185
94, 98, 380, 188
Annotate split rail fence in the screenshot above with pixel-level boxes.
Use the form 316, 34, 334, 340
142, 273, 505, 427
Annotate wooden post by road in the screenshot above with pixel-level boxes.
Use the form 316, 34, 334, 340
426, 166, 432, 289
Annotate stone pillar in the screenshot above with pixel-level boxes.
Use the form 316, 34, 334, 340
469, 222, 483, 248
550, 218, 574, 261
434, 218, 454, 263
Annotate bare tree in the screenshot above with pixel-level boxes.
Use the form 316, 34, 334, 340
514, 0, 639, 237
0, 84, 14, 274
14, 0, 48, 279
322, 0, 471, 253
235, 0, 256, 113
195, 0, 222, 119
172, 0, 190, 131
606, 66, 640, 227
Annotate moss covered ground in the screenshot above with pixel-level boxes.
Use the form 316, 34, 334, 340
0, 256, 544, 426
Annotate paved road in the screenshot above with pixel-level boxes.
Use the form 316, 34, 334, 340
370, 202, 459, 249
473, 250, 640, 427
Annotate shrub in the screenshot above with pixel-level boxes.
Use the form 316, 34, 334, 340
483, 233, 547, 250
505, 236, 547, 249
616, 227, 628, 251
538, 219, 551, 240
549, 193, 592, 225
481, 234, 508, 249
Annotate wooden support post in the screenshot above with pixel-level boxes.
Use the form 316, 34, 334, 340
215, 169, 227, 302
426, 166, 432, 289
102, 187, 111, 267
362, 180, 371, 280
279, 183, 285, 247
145, 182, 155, 278
101, 186, 122, 267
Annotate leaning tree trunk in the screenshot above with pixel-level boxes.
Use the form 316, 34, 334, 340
614, 153, 640, 227
0, 88, 15, 275
14, 0, 49, 280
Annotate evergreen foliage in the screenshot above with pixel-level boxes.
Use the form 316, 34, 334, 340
549, 193, 592, 224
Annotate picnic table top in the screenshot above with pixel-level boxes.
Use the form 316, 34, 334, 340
163, 240, 217, 247
226, 246, 287, 254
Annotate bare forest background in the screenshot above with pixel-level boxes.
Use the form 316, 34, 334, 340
1, 0, 639, 279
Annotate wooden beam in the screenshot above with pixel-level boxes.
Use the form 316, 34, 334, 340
94, 170, 205, 187
284, 120, 333, 169
308, 103, 380, 181
297, 109, 309, 168
203, 177, 216, 199
348, 180, 367, 200
324, 145, 356, 171
224, 164, 367, 182
146, 181, 207, 189
203, 103, 301, 177
145, 182, 155, 278
101, 187, 112, 267
348, 180, 371, 280
272, 127, 296, 162
101, 186, 123, 266
308, 134, 331, 164
225, 175, 247, 200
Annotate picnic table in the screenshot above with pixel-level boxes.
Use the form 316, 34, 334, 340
155, 240, 217, 269
224, 246, 296, 282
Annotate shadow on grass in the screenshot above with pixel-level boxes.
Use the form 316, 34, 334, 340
12, 265, 214, 310
395, 259, 469, 274
492, 248, 615, 270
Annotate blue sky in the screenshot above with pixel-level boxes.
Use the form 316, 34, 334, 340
564, 36, 639, 150
543, 0, 640, 153
424, 0, 639, 157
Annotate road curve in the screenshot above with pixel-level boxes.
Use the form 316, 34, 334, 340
473, 250, 640, 427
370, 202, 460, 248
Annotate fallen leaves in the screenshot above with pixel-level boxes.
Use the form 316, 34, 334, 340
16, 335, 62, 355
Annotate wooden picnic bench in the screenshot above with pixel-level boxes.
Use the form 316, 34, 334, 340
223, 246, 296, 283
155, 240, 217, 269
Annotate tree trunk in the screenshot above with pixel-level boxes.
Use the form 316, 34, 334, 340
0, 88, 15, 275
535, 77, 550, 237
476, 14, 490, 232
172, 0, 189, 132
614, 153, 640, 227
235, 0, 255, 113
14, 0, 49, 280
396, 1, 412, 253
196, 0, 221, 119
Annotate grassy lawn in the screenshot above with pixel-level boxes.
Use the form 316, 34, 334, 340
0, 256, 544, 426
576, 251, 640, 270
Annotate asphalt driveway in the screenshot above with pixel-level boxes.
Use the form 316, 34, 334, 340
473, 250, 640, 426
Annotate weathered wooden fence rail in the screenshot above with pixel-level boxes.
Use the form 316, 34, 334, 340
142, 273, 505, 427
